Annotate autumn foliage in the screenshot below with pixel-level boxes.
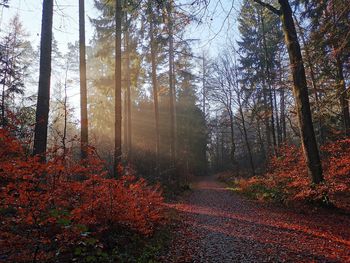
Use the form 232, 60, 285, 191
0, 128, 165, 262
236, 139, 350, 211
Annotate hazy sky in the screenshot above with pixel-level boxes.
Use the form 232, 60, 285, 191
1, 0, 240, 54
0, 0, 95, 51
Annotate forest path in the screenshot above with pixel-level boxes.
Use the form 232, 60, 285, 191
163, 177, 350, 262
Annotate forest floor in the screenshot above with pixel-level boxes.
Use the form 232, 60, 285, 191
162, 176, 350, 262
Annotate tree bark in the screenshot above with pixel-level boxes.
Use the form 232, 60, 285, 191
167, 0, 176, 167
33, 0, 54, 160
125, 14, 132, 157
261, 10, 277, 155
114, 0, 122, 177
277, 51, 287, 142
149, 4, 160, 175
229, 112, 236, 167
294, 16, 324, 143
238, 98, 255, 176
262, 77, 272, 154
79, 0, 88, 159
336, 57, 350, 136
278, 0, 323, 183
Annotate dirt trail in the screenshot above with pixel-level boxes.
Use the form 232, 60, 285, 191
164, 177, 350, 262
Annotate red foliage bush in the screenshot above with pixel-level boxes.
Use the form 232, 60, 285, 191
238, 139, 350, 211
0, 128, 165, 262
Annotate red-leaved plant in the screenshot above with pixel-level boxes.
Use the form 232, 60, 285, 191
237, 139, 350, 211
0, 128, 165, 262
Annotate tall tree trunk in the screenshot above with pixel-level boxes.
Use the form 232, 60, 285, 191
149, 5, 160, 175
62, 67, 68, 158
202, 54, 206, 117
278, 0, 323, 183
216, 123, 220, 170
262, 78, 272, 153
1, 45, 9, 127
256, 116, 265, 156
125, 14, 132, 157
280, 82, 286, 141
167, 0, 176, 167
273, 85, 281, 145
278, 52, 287, 142
114, 0, 122, 177
238, 99, 255, 176
261, 10, 277, 155
336, 57, 350, 136
79, 0, 88, 159
33, 0, 54, 160
1, 74, 5, 127
294, 16, 324, 143
229, 112, 236, 167
123, 89, 128, 152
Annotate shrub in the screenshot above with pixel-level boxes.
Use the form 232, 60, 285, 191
0, 128, 165, 262
236, 139, 350, 211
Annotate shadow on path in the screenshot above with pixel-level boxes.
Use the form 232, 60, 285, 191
164, 177, 350, 263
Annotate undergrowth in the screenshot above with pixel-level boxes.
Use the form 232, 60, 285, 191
0, 128, 167, 262
225, 139, 350, 212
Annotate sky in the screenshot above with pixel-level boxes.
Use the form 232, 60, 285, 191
0, 0, 95, 52
0, 0, 241, 118
1, 0, 240, 53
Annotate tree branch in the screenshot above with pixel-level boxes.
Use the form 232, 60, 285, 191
251, 0, 281, 16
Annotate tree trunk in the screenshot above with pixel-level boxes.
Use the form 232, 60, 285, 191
202, 55, 206, 117
114, 0, 122, 177
33, 0, 54, 160
278, 52, 287, 142
280, 82, 286, 141
125, 14, 132, 157
167, 0, 176, 167
1, 77, 5, 127
261, 11, 277, 155
273, 85, 281, 146
229, 113, 236, 167
278, 0, 323, 183
79, 0, 88, 159
294, 16, 324, 143
238, 100, 255, 176
123, 88, 128, 152
262, 78, 272, 154
336, 57, 350, 136
149, 5, 160, 175
63, 68, 68, 158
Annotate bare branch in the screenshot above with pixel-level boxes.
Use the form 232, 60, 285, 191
251, 0, 281, 16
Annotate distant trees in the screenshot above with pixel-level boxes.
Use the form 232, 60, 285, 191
238, 0, 284, 156
0, 15, 32, 128
303, 0, 350, 136
204, 0, 350, 184
87, 0, 208, 180
1, 0, 349, 194
209, 52, 256, 175
247, 0, 323, 183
